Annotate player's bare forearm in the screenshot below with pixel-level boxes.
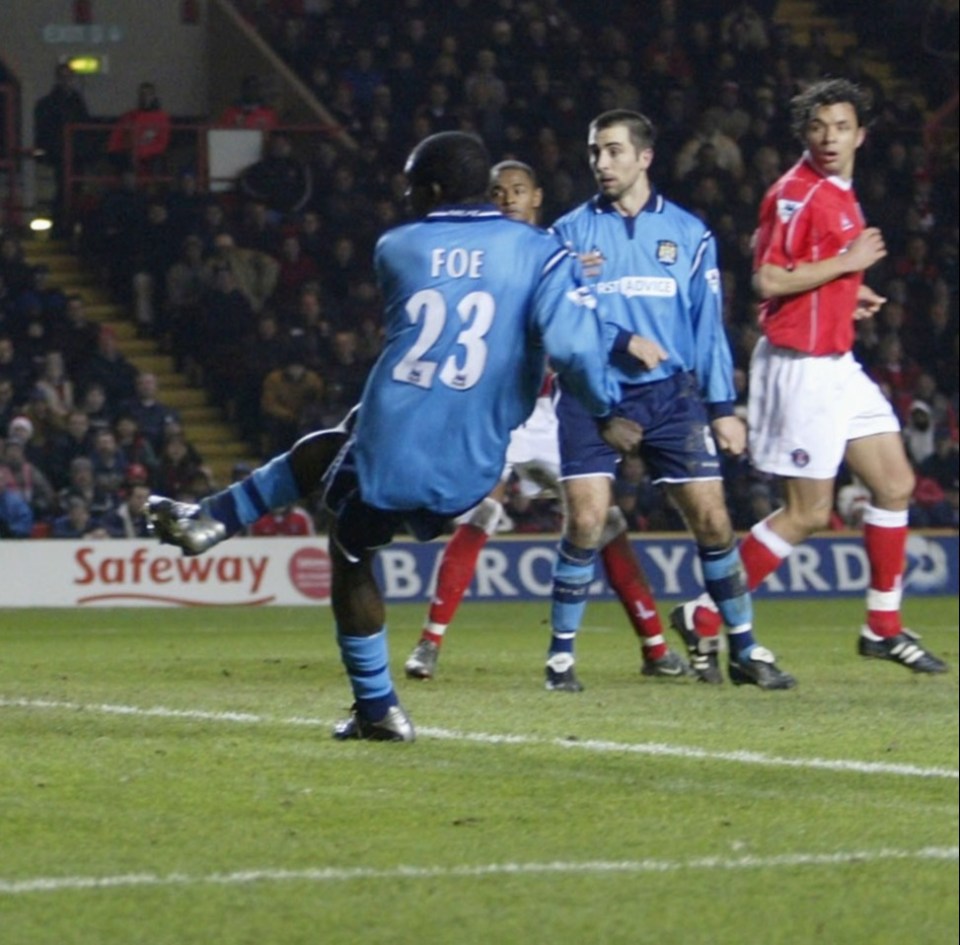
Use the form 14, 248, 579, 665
711, 415, 746, 455
599, 416, 643, 454
626, 335, 668, 371
754, 227, 887, 299
853, 284, 887, 319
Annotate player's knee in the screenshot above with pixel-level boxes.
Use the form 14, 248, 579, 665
564, 503, 606, 546
599, 506, 628, 545
873, 468, 915, 508
685, 504, 733, 547
469, 497, 503, 535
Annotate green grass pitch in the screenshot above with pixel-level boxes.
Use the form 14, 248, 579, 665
1, 597, 957, 945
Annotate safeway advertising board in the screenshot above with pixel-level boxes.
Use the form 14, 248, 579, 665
0, 532, 956, 607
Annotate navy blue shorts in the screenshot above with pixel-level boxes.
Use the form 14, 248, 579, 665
556, 372, 722, 483
321, 444, 467, 559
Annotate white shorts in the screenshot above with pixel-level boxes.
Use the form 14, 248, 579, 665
503, 395, 561, 497
747, 337, 901, 479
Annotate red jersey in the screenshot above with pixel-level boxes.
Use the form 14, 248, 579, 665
754, 155, 866, 355
107, 109, 171, 165
249, 508, 314, 536
218, 104, 279, 132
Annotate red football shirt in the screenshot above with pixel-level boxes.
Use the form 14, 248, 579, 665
754, 155, 866, 355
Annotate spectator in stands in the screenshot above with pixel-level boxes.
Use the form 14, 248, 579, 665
249, 502, 316, 537
113, 411, 159, 487
89, 426, 129, 500
18, 388, 63, 461
916, 431, 959, 527
50, 294, 101, 380
103, 478, 153, 538
675, 111, 745, 183
0, 334, 32, 403
237, 198, 284, 256
196, 262, 257, 409
43, 408, 95, 490
130, 198, 179, 339
284, 283, 335, 369
0, 234, 33, 296
85, 166, 149, 299
164, 234, 208, 376
33, 349, 75, 423
232, 311, 291, 445
203, 233, 279, 315
19, 265, 68, 332
165, 168, 208, 248
305, 326, 367, 428
0, 462, 33, 537
77, 381, 114, 431
119, 372, 181, 454
2, 435, 56, 522
106, 81, 171, 174
79, 326, 139, 409
155, 431, 210, 501
50, 493, 109, 539
273, 230, 321, 310
33, 61, 91, 233
0, 377, 16, 437
57, 454, 114, 521
217, 74, 279, 131
195, 198, 235, 249
259, 354, 324, 455
238, 132, 313, 219
869, 333, 922, 421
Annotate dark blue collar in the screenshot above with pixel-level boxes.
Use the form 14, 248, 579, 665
424, 203, 503, 222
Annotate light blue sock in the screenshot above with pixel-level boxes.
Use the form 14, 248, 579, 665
202, 453, 300, 535
337, 628, 397, 720
699, 543, 756, 659
549, 539, 596, 660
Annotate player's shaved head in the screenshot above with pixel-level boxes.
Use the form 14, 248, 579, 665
404, 132, 491, 215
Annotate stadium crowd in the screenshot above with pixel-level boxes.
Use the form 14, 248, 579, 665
1, 0, 957, 539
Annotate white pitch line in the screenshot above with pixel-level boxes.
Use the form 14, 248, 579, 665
1, 847, 957, 896
2, 696, 958, 780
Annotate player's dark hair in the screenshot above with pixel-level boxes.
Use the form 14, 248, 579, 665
589, 109, 656, 150
790, 78, 869, 139
405, 131, 491, 203
490, 159, 539, 188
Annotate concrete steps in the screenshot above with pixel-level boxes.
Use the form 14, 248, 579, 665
22, 237, 259, 484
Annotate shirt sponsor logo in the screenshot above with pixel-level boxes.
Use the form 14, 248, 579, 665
597, 277, 677, 298
656, 240, 678, 264
776, 198, 802, 223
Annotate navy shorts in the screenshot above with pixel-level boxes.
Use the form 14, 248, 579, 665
321, 443, 468, 559
556, 372, 723, 483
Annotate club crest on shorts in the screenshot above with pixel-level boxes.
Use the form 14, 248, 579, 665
791, 448, 810, 468
656, 240, 678, 264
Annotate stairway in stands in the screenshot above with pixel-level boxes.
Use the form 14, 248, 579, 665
774, 0, 896, 90
22, 235, 259, 486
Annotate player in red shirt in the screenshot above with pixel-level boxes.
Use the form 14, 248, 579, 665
671, 78, 948, 677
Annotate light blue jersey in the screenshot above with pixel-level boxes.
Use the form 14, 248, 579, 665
352, 206, 620, 514
551, 193, 735, 411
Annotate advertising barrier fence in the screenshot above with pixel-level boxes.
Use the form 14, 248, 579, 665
1, 532, 956, 608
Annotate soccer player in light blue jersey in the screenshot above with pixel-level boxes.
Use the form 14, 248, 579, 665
149, 131, 645, 740
542, 109, 796, 692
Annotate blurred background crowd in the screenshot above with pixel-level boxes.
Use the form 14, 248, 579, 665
1, 0, 957, 539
